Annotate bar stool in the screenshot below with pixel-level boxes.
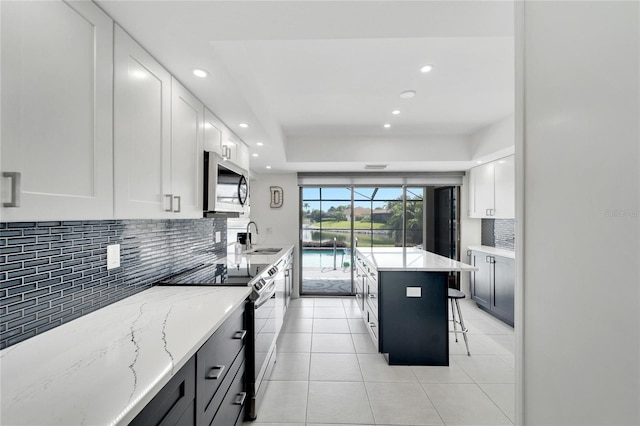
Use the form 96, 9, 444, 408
448, 288, 470, 356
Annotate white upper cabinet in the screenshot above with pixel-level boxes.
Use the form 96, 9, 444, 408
170, 78, 204, 219
1, 0, 114, 221
114, 32, 203, 219
493, 155, 515, 218
113, 25, 171, 219
204, 108, 224, 156
469, 155, 515, 219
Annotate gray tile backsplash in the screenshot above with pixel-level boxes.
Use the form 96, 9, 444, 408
481, 219, 515, 251
0, 218, 227, 349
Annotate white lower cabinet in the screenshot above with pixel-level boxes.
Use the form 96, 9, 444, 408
1, 0, 114, 221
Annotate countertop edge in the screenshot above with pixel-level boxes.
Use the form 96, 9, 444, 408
468, 245, 516, 259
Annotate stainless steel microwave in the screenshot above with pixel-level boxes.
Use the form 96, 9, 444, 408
203, 151, 248, 214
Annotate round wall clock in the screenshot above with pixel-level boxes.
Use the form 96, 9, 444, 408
238, 175, 248, 206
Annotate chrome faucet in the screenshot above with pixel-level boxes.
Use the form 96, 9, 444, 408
246, 221, 259, 249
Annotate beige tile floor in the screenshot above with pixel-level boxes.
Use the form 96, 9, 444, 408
244, 296, 515, 426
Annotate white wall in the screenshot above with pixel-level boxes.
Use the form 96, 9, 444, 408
469, 113, 515, 161
520, 2, 639, 424
248, 172, 301, 297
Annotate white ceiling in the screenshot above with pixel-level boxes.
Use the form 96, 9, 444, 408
97, 1, 515, 173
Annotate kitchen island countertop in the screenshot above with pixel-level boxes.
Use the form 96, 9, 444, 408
0, 285, 251, 426
356, 247, 477, 272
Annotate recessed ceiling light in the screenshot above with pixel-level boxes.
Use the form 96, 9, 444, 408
266, 165, 272, 169
193, 69, 208, 78
420, 64, 433, 73
400, 90, 416, 99
392, 110, 400, 115
252, 153, 258, 157
365, 164, 388, 170
383, 123, 391, 129
256, 142, 264, 146
239, 123, 249, 128
499, 160, 506, 164
476, 160, 483, 164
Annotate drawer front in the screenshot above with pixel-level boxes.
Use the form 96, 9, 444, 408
210, 359, 246, 426
196, 305, 246, 420
129, 357, 195, 426
364, 305, 379, 349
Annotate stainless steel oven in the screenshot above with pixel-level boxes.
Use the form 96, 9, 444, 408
157, 259, 281, 421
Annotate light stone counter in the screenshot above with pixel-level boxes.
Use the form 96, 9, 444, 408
0, 285, 251, 425
356, 247, 477, 272
468, 245, 516, 259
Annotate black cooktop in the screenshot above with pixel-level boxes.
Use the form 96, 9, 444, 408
157, 262, 271, 286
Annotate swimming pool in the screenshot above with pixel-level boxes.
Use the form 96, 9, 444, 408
302, 248, 351, 268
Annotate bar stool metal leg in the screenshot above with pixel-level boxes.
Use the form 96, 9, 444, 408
450, 298, 459, 342
454, 299, 470, 356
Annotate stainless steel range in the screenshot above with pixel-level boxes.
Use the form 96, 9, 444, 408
158, 259, 281, 421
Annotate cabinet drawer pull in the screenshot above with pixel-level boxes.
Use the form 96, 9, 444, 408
368, 322, 376, 328
233, 330, 247, 340
205, 365, 225, 380
2, 172, 21, 208
164, 194, 173, 212
173, 195, 181, 213
233, 392, 247, 406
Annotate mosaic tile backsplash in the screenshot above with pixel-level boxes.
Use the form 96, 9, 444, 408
481, 219, 515, 251
0, 218, 227, 350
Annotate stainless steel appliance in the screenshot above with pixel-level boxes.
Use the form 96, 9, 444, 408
203, 151, 249, 215
158, 259, 282, 421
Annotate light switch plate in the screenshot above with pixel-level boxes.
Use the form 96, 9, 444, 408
107, 244, 120, 270
215, 231, 221, 243
406, 287, 422, 298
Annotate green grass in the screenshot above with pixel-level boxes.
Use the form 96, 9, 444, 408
308, 220, 386, 230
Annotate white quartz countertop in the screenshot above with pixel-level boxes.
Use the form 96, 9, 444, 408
356, 247, 477, 272
0, 285, 252, 426
468, 245, 516, 259
226, 244, 294, 267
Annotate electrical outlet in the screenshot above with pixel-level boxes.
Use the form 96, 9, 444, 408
107, 244, 120, 270
215, 231, 221, 243
266, 227, 273, 234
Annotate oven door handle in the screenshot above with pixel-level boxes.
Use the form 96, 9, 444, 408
255, 283, 276, 308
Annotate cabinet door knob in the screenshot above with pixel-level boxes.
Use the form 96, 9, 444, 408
2, 172, 21, 208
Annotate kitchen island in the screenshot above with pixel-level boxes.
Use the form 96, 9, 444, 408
354, 247, 476, 366
0, 285, 251, 425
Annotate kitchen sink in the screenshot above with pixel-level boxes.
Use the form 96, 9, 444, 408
245, 247, 282, 255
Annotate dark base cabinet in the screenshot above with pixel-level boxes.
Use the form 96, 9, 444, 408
470, 250, 514, 326
129, 302, 248, 426
379, 271, 449, 366
129, 357, 196, 426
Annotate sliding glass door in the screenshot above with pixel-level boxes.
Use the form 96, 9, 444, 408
300, 185, 454, 296
301, 187, 353, 295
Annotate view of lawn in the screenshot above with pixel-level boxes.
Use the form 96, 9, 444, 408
307, 220, 386, 230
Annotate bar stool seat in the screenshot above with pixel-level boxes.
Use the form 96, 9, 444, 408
448, 288, 470, 356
